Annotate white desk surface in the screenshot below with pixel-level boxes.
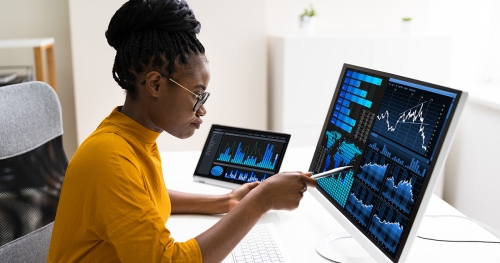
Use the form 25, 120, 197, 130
161, 147, 500, 263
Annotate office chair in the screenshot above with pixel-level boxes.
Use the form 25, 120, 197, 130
0, 81, 67, 262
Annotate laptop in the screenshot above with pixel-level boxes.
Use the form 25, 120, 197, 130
193, 124, 291, 189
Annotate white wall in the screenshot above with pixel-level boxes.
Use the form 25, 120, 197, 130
489, 1, 500, 85
426, 0, 494, 85
69, 0, 267, 152
265, 0, 430, 35
445, 98, 500, 232
265, 0, 499, 86
0, 0, 78, 159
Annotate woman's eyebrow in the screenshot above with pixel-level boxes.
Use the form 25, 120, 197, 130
194, 84, 207, 91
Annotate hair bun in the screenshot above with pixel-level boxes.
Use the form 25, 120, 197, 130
105, 0, 201, 50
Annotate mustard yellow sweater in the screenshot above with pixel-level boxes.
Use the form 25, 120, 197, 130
48, 107, 202, 263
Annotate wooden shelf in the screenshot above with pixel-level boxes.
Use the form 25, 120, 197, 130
0, 38, 57, 91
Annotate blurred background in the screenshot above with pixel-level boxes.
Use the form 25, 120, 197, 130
1, 0, 499, 232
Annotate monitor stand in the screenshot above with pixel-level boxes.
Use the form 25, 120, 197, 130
315, 232, 377, 263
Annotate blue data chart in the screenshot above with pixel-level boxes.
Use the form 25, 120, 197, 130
318, 170, 355, 207
224, 167, 268, 183
369, 202, 407, 253
216, 136, 284, 172
330, 70, 381, 134
321, 130, 363, 173
382, 164, 423, 214
357, 148, 389, 191
373, 83, 445, 157
347, 70, 383, 86
368, 135, 428, 178
210, 165, 224, 176
345, 183, 377, 227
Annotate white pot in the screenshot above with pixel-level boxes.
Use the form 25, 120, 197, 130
400, 21, 411, 35
300, 16, 317, 36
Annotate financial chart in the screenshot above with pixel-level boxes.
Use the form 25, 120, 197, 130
311, 66, 459, 261
216, 135, 284, 172
345, 183, 377, 227
195, 125, 290, 185
222, 167, 268, 183
381, 164, 423, 214
372, 81, 454, 159
369, 202, 408, 253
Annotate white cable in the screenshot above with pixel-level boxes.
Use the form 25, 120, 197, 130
425, 214, 500, 240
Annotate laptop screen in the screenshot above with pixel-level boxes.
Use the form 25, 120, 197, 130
194, 125, 291, 186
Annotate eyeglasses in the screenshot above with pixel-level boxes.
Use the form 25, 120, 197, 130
140, 73, 210, 112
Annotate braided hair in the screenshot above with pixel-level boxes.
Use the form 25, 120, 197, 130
105, 0, 205, 97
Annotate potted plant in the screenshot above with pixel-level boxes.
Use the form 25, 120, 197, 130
401, 17, 412, 35
300, 5, 317, 35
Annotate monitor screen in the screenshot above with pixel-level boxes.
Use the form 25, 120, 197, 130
308, 64, 467, 262
194, 124, 291, 186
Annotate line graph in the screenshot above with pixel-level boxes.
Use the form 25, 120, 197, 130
357, 148, 389, 191
368, 202, 408, 253
376, 101, 429, 151
381, 164, 423, 214
372, 83, 444, 156
345, 183, 377, 227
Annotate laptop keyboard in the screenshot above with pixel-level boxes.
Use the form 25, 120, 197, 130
231, 223, 292, 263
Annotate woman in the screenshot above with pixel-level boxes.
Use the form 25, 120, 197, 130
48, 0, 317, 262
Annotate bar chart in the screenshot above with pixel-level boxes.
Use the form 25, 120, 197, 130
330, 70, 382, 134
216, 135, 285, 172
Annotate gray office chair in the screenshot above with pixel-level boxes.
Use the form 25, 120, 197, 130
0, 81, 67, 262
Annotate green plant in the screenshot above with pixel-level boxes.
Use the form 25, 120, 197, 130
402, 17, 412, 22
300, 5, 316, 19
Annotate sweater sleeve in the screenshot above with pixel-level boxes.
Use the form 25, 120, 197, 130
93, 134, 202, 263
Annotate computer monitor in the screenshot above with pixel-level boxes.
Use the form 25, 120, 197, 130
308, 64, 468, 263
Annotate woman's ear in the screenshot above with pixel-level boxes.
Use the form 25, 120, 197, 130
143, 71, 162, 98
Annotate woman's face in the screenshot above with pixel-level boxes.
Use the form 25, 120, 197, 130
150, 55, 210, 139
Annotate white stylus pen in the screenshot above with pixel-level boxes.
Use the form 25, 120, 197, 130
311, 166, 353, 179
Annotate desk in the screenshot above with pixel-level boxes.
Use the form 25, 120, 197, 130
161, 148, 500, 263
0, 38, 57, 91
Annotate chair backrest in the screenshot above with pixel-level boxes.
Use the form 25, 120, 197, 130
0, 222, 54, 263
0, 81, 67, 260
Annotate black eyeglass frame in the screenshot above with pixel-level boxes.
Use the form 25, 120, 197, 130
140, 73, 210, 112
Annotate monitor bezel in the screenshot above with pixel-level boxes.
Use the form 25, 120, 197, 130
193, 124, 292, 186
308, 63, 468, 263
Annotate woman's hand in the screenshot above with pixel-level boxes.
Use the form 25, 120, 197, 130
227, 181, 260, 211
256, 171, 317, 211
